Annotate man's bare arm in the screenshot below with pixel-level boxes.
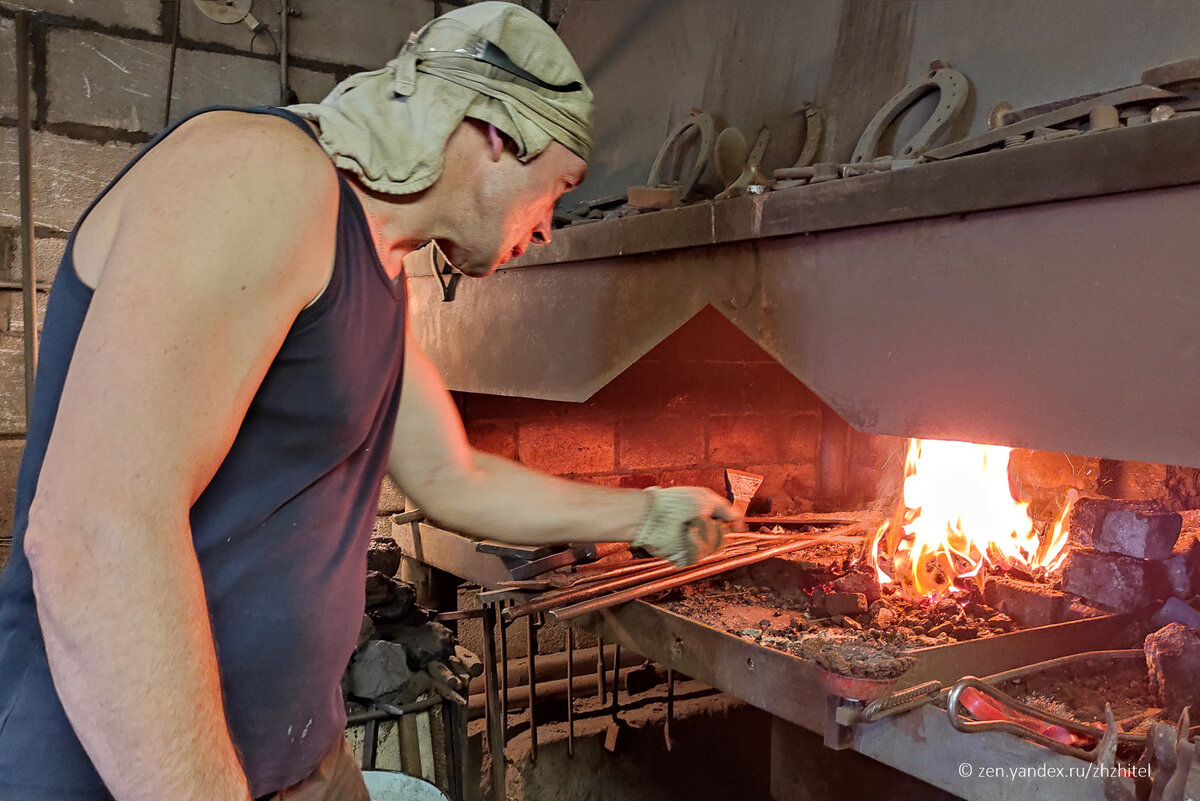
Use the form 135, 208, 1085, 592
388, 334, 735, 545
23, 113, 337, 801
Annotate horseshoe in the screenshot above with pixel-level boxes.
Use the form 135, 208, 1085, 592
793, 105, 825, 168
645, 110, 716, 199
851, 66, 970, 163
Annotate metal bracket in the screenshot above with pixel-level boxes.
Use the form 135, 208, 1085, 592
851, 65, 970, 163
431, 246, 461, 303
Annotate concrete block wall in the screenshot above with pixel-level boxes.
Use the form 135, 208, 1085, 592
458, 305, 906, 515
0, 0, 557, 569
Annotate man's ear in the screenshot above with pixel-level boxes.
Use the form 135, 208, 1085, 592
486, 124, 505, 163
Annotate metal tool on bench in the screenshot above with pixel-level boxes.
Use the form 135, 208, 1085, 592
505, 541, 628, 581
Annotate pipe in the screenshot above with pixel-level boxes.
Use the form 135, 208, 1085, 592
278, 1, 290, 105
15, 11, 38, 423
163, 0, 181, 126
549, 525, 865, 623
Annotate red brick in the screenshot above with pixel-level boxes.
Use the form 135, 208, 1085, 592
658, 468, 726, 493
459, 392, 576, 422
576, 474, 659, 489
739, 364, 824, 414
708, 414, 779, 463
517, 420, 615, 475
783, 413, 822, 463
580, 360, 667, 418
744, 463, 820, 509
464, 420, 518, 460
617, 416, 704, 470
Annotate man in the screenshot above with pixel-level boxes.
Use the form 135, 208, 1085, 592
0, 4, 736, 801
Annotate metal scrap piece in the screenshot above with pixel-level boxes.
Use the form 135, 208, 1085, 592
851, 65, 970, 163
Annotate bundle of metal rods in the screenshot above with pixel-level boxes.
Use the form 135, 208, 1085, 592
501, 523, 865, 624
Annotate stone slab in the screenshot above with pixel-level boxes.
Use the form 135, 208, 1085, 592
0, 128, 137, 232
1164, 531, 1200, 599
7, 0, 162, 34
1061, 546, 1169, 612
345, 639, 412, 699
46, 28, 170, 133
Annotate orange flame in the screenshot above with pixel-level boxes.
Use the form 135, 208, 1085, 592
869, 439, 1072, 600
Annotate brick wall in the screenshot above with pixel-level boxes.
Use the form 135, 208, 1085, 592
0, 0, 562, 569
458, 305, 908, 514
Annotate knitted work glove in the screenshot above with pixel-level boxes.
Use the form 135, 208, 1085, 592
632, 486, 740, 568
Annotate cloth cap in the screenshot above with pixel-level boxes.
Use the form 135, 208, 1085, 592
287, 1, 593, 196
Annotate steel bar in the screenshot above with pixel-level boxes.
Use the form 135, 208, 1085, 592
345, 695, 443, 726
14, 11, 38, 422
527, 615, 538, 763
596, 637, 607, 703
502, 548, 752, 623
861, 680, 942, 723
498, 603, 509, 726
278, 1, 290, 105
478, 603, 505, 801
665, 668, 674, 751
566, 626, 575, 758
362, 718, 378, 770
163, 1, 180, 126
548, 526, 863, 623
610, 645, 621, 723
979, 648, 1144, 685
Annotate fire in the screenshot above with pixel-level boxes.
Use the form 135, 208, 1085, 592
869, 439, 1072, 599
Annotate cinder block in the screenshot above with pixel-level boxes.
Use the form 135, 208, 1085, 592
9, 234, 67, 283
617, 415, 704, 470
9, 0, 162, 34
709, 413, 817, 464
1165, 531, 1200, 599
46, 29, 170, 133
0, 439, 26, 541
289, 67, 339, 105
0, 128, 137, 232
7, 290, 48, 334
169, 49, 280, 123
1068, 497, 1182, 560
377, 475, 405, 514
0, 334, 26, 435
0, 19, 18, 120
1061, 547, 1169, 612
464, 419, 518, 460
983, 575, 1069, 628
179, 0, 433, 68
517, 419, 615, 475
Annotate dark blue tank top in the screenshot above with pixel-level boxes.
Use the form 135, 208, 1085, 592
0, 107, 407, 800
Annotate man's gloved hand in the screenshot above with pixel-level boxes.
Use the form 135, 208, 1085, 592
632, 486, 741, 568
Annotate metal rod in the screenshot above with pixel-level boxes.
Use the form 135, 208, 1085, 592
610, 645, 621, 723
163, 0, 181, 126
527, 614, 538, 763
346, 695, 443, 726
362, 718, 378, 770
549, 526, 863, 623
503, 542, 766, 623
14, 11, 38, 422
479, 603, 506, 801
278, 1, 290, 104
499, 602, 509, 726
566, 626, 575, 758
597, 637, 607, 703
665, 668, 674, 751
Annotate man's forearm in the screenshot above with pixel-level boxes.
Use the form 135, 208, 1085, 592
415, 450, 650, 544
25, 510, 251, 801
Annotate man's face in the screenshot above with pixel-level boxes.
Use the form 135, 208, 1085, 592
438, 138, 587, 277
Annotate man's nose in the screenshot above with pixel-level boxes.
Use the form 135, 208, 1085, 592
530, 213, 553, 245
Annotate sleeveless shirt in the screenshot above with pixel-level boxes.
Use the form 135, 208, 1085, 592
0, 107, 407, 800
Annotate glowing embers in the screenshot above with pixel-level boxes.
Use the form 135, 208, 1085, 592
870, 439, 1071, 600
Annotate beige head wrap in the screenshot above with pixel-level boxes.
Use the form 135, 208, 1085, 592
287, 1, 593, 196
